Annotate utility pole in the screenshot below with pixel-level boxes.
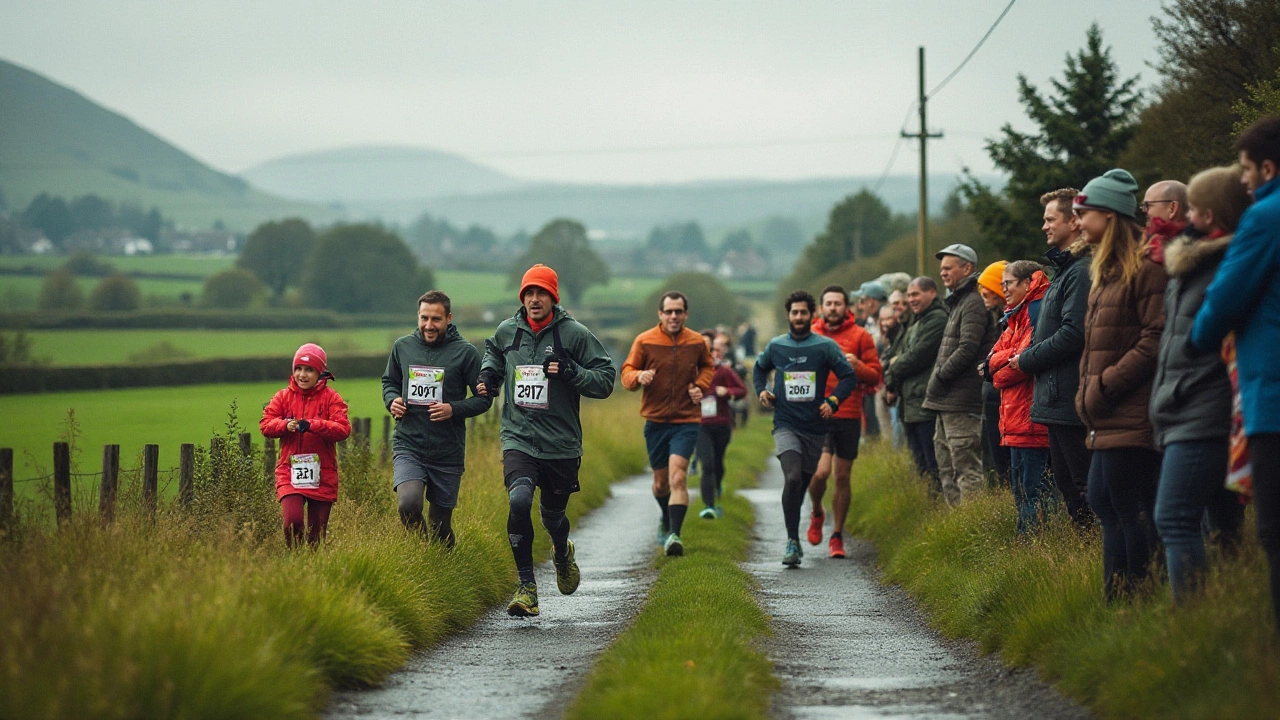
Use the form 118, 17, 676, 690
901, 46, 943, 276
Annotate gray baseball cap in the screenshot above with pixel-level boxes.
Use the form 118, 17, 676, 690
935, 243, 977, 266
857, 281, 889, 302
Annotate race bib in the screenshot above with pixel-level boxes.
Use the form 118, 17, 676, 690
783, 371, 816, 401
290, 453, 321, 489
514, 365, 549, 409
407, 365, 445, 406
701, 396, 719, 418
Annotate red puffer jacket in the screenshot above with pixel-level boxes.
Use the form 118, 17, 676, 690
990, 271, 1050, 448
261, 377, 351, 502
812, 311, 882, 419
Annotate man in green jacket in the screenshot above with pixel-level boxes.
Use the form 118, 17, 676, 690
383, 290, 493, 548
884, 277, 947, 487
476, 264, 617, 617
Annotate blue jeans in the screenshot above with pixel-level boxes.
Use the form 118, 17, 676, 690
1154, 439, 1243, 603
1009, 447, 1053, 534
1088, 448, 1162, 601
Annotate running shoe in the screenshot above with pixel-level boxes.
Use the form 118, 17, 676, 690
699, 507, 717, 520
553, 540, 580, 595
782, 539, 802, 567
828, 534, 846, 559
807, 511, 825, 546
507, 582, 539, 617
664, 533, 685, 557
657, 517, 671, 545
714, 505, 724, 519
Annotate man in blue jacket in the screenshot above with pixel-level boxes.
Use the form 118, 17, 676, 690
754, 290, 857, 567
1191, 115, 1280, 626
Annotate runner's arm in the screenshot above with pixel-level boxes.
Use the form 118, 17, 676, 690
260, 390, 291, 437
695, 341, 715, 390
307, 396, 352, 441
452, 345, 495, 419
828, 344, 857, 403
752, 342, 774, 395
853, 334, 882, 386
619, 336, 646, 391
721, 365, 748, 399
480, 331, 508, 396
566, 327, 617, 399
381, 343, 403, 410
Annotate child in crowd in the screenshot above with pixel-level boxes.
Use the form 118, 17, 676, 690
261, 343, 351, 548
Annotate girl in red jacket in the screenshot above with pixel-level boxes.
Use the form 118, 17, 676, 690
989, 261, 1051, 534
261, 343, 351, 548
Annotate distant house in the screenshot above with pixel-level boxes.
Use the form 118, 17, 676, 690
716, 249, 770, 280
29, 236, 55, 255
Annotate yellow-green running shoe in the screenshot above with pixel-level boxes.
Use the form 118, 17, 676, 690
507, 582, 539, 617
553, 540, 581, 595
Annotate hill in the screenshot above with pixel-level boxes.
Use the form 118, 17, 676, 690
0, 59, 331, 230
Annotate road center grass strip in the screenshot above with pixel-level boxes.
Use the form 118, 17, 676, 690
566, 416, 778, 720
0, 393, 644, 720
844, 444, 1279, 720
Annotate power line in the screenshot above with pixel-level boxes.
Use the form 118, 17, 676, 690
926, 0, 1019, 100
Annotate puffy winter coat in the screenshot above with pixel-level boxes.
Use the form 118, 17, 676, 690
884, 298, 946, 424
1019, 245, 1090, 426
923, 274, 1000, 414
989, 271, 1050, 448
1150, 233, 1233, 449
1076, 252, 1168, 450
261, 377, 351, 502
621, 325, 715, 424
811, 311, 882, 419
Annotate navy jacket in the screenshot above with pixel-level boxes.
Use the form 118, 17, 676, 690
753, 330, 857, 435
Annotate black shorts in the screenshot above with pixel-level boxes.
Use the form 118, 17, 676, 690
823, 418, 861, 461
503, 449, 581, 496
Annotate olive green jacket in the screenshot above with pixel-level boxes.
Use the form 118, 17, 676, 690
883, 298, 947, 423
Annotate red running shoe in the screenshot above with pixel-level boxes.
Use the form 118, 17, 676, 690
806, 511, 824, 546
828, 534, 846, 559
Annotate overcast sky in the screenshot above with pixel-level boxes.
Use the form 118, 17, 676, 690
1, 0, 1164, 185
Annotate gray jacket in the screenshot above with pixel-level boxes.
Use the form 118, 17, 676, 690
923, 274, 999, 414
1019, 245, 1091, 426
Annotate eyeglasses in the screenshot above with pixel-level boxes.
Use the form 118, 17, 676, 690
1140, 200, 1174, 213
659, 308, 686, 316
1000, 279, 1026, 290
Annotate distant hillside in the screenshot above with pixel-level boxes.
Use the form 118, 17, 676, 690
0, 59, 331, 230
242, 146, 526, 202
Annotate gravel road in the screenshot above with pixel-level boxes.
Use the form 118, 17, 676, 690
741, 457, 1092, 720
326, 474, 659, 720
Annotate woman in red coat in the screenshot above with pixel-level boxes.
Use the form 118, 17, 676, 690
261, 343, 351, 548
989, 261, 1052, 533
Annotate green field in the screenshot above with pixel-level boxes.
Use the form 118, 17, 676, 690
20, 328, 423, 365
0, 274, 207, 310
0, 253, 235, 277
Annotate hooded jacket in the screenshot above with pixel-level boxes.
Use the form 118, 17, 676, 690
811, 310, 882, 420
1150, 232, 1233, 449
482, 305, 616, 460
884, 297, 947, 424
382, 323, 493, 469
1076, 251, 1168, 450
753, 330, 857, 435
1019, 244, 1091, 426
923, 274, 1000, 414
989, 271, 1050, 448
621, 324, 715, 424
261, 376, 351, 502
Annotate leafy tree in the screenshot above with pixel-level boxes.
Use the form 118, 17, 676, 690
21, 193, 75, 245
960, 24, 1142, 260
62, 252, 115, 277
203, 268, 266, 309
645, 222, 711, 261
508, 219, 610, 307
89, 273, 141, 312
642, 272, 745, 331
237, 218, 315, 300
760, 216, 807, 259
1233, 48, 1280, 133
718, 229, 769, 261
0, 331, 35, 366
302, 224, 433, 314
784, 189, 907, 290
68, 195, 114, 232
37, 269, 83, 311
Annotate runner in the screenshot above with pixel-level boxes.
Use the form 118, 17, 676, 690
806, 285, 882, 558
621, 291, 715, 556
475, 264, 617, 617
383, 290, 493, 548
696, 329, 748, 519
754, 290, 858, 566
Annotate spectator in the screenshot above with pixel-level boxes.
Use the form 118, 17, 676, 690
1151, 165, 1251, 603
988, 261, 1052, 534
1074, 169, 1167, 602
857, 281, 889, 440
1014, 188, 1094, 528
1141, 180, 1188, 263
1191, 116, 1280, 625
884, 277, 946, 486
923, 244, 999, 507
889, 289, 909, 324
977, 260, 1011, 487
878, 304, 905, 448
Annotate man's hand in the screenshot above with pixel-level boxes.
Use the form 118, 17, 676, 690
476, 368, 500, 397
546, 361, 561, 375
389, 397, 407, 419
759, 390, 775, 408
637, 369, 656, 386
715, 385, 728, 397
1009, 354, 1021, 372
819, 402, 835, 419
885, 390, 898, 405
688, 384, 703, 402
428, 403, 454, 422
286, 419, 299, 432
845, 352, 856, 364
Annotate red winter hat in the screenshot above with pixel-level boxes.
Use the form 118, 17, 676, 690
293, 343, 328, 376
518, 264, 560, 304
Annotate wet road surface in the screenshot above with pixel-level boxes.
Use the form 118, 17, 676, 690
326, 474, 659, 720
742, 457, 1090, 720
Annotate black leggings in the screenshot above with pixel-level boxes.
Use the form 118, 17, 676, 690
1087, 447, 1162, 601
396, 480, 455, 548
507, 478, 572, 585
1250, 433, 1280, 628
780, 451, 813, 542
697, 424, 732, 507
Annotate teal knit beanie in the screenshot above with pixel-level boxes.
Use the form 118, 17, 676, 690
1074, 169, 1140, 218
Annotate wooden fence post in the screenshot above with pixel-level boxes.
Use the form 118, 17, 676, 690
142, 444, 159, 521
179, 443, 195, 508
99, 444, 119, 524
381, 415, 391, 465
264, 437, 276, 479
239, 433, 252, 457
0, 448, 12, 535
363, 417, 373, 447
53, 442, 71, 525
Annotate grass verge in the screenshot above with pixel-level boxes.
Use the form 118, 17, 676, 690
0, 393, 644, 720
844, 444, 1279, 720
566, 415, 778, 720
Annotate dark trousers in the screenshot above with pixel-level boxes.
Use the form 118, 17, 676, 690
697, 424, 733, 508
1250, 433, 1280, 627
862, 394, 881, 439
1087, 447, 1162, 601
904, 418, 939, 490
1047, 423, 1094, 527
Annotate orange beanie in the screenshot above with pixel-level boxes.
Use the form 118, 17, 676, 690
519, 264, 560, 304
978, 260, 1008, 298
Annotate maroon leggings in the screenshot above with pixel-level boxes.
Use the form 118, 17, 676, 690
280, 494, 333, 548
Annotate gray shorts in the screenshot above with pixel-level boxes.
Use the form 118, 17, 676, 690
773, 428, 825, 478
393, 453, 464, 509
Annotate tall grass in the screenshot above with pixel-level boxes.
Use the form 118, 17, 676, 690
0, 393, 644, 720
845, 445, 1279, 720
